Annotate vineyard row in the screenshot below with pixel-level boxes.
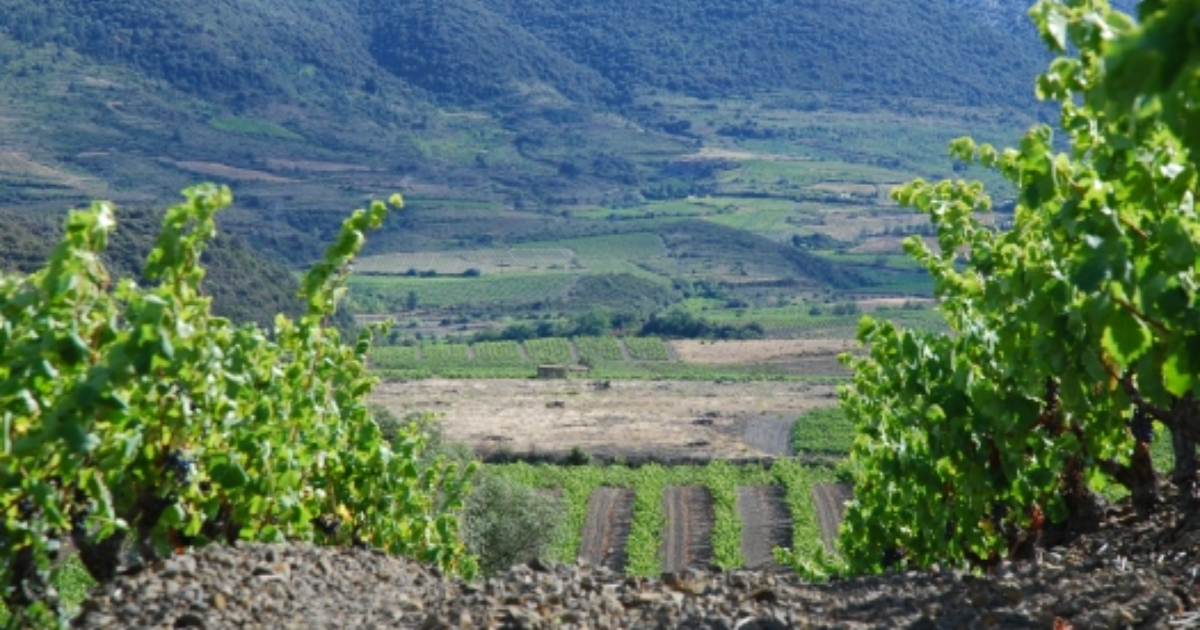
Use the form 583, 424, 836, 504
487, 460, 838, 576
370, 336, 673, 369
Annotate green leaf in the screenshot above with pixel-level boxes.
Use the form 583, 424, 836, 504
60, 418, 100, 454
211, 461, 250, 488
162, 502, 186, 527
1163, 350, 1194, 396
1100, 308, 1151, 366
1160, 216, 1197, 268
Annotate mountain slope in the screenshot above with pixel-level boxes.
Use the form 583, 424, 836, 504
476, 0, 1045, 107
3, 0, 1048, 108
943, 0, 1139, 35
360, 0, 1047, 108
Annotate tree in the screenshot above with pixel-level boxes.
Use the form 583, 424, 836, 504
838, 0, 1200, 574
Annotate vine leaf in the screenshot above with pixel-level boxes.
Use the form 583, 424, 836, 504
1101, 309, 1151, 366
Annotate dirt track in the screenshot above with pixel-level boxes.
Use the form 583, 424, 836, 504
741, 417, 795, 457
736, 485, 793, 571
578, 488, 633, 571
812, 483, 854, 554
660, 487, 715, 573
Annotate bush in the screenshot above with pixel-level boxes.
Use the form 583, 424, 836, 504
460, 473, 565, 576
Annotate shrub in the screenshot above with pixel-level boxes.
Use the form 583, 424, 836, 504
460, 473, 564, 576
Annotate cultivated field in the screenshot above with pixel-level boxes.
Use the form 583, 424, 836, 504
371, 379, 838, 463
670, 339, 854, 364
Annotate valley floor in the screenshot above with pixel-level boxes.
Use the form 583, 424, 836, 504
371, 378, 837, 463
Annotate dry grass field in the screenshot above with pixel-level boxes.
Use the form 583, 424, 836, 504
371, 378, 838, 462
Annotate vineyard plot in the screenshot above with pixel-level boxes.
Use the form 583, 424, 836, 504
525, 337, 576, 365
736, 485, 792, 571
578, 488, 634, 572
659, 486, 715, 573
624, 337, 672, 361
574, 336, 624, 363
354, 247, 576, 275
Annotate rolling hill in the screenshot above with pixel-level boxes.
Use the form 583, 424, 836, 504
0, 0, 1107, 305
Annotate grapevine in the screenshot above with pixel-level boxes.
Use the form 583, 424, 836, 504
0, 185, 476, 627
839, 0, 1200, 574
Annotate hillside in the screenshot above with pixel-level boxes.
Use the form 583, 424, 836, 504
945, 0, 1139, 34
0, 0, 1071, 308
4, 0, 1044, 108
372, 0, 1046, 107
0, 206, 305, 327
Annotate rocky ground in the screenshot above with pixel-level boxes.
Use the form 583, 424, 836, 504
72, 496, 1200, 630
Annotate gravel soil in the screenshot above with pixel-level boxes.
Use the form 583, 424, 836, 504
578, 488, 634, 572
660, 487, 715, 573
742, 416, 796, 457
737, 485, 793, 571
812, 483, 854, 555
71, 491, 1200, 629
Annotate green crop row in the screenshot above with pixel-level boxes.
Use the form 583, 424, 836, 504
623, 336, 672, 361
791, 406, 857, 456
370, 337, 678, 372
523, 337, 576, 364
472, 340, 526, 364
486, 460, 835, 576
573, 336, 624, 362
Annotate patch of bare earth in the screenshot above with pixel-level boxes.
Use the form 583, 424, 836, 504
741, 416, 795, 457
265, 159, 374, 172
0, 151, 98, 190
737, 485, 793, 571
812, 483, 854, 554
370, 379, 838, 462
660, 486, 715, 573
671, 340, 853, 376
578, 488, 633, 571
170, 161, 293, 183
857, 297, 935, 312
679, 147, 810, 162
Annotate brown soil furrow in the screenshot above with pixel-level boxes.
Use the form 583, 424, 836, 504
812, 483, 854, 554
660, 486, 714, 573
736, 485, 793, 571
578, 487, 633, 572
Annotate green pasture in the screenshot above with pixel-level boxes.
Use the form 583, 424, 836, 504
347, 273, 578, 310
354, 247, 577, 275
677, 300, 946, 338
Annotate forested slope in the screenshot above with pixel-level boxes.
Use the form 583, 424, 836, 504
3, 0, 1046, 108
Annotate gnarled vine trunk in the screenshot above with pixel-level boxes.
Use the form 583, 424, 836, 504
1170, 394, 1199, 511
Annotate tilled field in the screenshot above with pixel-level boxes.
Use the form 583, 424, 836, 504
812, 483, 855, 554
659, 486, 715, 573
736, 485, 793, 570
574, 483, 804, 573
577, 488, 634, 572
